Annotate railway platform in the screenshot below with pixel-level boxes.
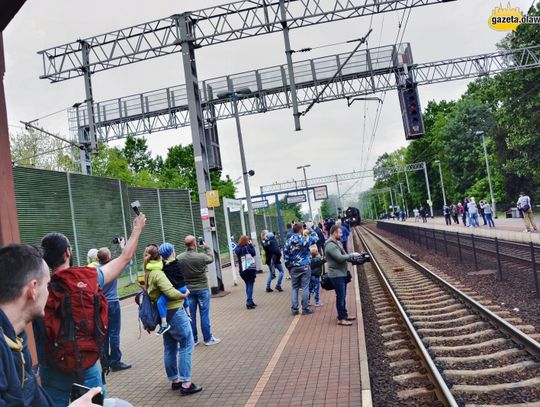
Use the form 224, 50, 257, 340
105, 262, 371, 407
382, 215, 540, 244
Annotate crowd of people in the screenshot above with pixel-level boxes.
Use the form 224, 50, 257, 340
386, 192, 538, 233
233, 217, 361, 326
0, 209, 374, 406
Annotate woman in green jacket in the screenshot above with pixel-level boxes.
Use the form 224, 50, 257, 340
144, 244, 202, 396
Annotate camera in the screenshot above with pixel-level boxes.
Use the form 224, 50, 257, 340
198, 237, 205, 246
112, 234, 123, 245
348, 252, 371, 265
131, 200, 141, 216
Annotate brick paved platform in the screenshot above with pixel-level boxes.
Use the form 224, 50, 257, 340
106, 262, 369, 406
381, 215, 540, 244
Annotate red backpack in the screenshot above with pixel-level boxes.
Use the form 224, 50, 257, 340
44, 267, 108, 374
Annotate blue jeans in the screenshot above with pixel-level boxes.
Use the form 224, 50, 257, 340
330, 276, 348, 320
157, 286, 189, 318
188, 289, 212, 343
309, 275, 320, 304
163, 308, 193, 383
105, 300, 122, 367
266, 262, 284, 289
41, 362, 105, 407
485, 213, 495, 228
469, 213, 479, 227
241, 268, 256, 305
290, 265, 311, 312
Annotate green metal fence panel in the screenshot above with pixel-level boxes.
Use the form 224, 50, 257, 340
159, 189, 194, 254
127, 187, 163, 272
192, 203, 204, 241
229, 210, 243, 240
13, 167, 76, 260
214, 207, 229, 254
68, 173, 126, 267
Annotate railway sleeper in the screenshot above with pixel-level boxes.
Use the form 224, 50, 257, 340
422, 329, 497, 346
418, 321, 489, 335
451, 376, 540, 394
429, 338, 510, 355
413, 308, 469, 321
444, 360, 540, 379
407, 303, 465, 315
436, 348, 528, 366
414, 315, 477, 329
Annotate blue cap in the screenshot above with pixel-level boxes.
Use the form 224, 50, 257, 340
159, 242, 174, 260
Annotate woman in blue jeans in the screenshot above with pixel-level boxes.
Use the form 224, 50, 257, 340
235, 235, 257, 309
144, 244, 202, 396
324, 225, 361, 326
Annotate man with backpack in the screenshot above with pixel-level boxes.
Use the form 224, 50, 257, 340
35, 213, 146, 406
0, 244, 132, 406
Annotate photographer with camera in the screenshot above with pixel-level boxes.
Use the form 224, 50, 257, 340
177, 236, 221, 347
97, 236, 132, 372
324, 225, 362, 326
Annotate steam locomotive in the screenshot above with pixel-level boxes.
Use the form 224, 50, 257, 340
344, 206, 361, 227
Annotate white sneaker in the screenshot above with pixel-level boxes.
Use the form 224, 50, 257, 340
194, 339, 200, 346
204, 337, 222, 346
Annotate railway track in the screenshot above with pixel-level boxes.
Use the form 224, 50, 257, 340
353, 225, 540, 406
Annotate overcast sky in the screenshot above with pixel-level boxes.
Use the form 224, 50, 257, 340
4, 0, 534, 214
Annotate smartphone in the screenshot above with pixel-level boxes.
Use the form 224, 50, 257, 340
131, 200, 141, 216
70, 383, 104, 405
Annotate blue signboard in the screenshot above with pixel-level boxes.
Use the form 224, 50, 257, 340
286, 194, 307, 204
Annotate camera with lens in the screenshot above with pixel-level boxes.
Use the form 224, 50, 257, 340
348, 252, 371, 265
112, 234, 124, 245
198, 237, 205, 246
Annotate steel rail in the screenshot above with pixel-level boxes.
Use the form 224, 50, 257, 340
359, 225, 540, 360
353, 226, 458, 406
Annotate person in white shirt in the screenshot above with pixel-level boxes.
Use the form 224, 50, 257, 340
517, 192, 537, 233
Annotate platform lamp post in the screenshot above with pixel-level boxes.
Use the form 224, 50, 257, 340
434, 160, 447, 207
475, 130, 497, 218
218, 87, 263, 271
297, 164, 313, 221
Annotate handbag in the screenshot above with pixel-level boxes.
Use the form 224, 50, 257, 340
240, 252, 255, 270
320, 272, 334, 291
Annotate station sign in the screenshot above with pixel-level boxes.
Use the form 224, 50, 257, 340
206, 190, 220, 207
286, 194, 307, 204
252, 200, 270, 210
313, 185, 328, 201
223, 198, 243, 212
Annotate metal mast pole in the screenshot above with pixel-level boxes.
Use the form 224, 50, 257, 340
479, 131, 496, 217
231, 93, 263, 271
176, 13, 223, 293
298, 165, 313, 220
279, 0, 301, 131
336, 175, 343, 216
79, 40, 96, 175
435, 160, 447, 206
423, 162, 434, 217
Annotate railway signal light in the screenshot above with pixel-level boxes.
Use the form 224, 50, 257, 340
398, 80, 425, 140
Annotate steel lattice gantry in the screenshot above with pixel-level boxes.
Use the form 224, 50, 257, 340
260, 161, 425, 194
40, 0, 456, 294
69, 44, 540, 141
39, 0, 455, 82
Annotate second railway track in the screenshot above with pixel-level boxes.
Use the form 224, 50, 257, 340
353, 225, 540, 406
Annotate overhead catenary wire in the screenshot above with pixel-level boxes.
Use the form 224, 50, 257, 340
12, 144, 73, 165
362, 3, 413, 178
300, 28, 374, 117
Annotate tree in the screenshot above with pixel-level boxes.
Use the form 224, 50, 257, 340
122, 136, 156, 173
10, 126, 78, 172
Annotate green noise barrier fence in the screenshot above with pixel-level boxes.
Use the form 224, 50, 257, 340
12, 167, 278, 285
